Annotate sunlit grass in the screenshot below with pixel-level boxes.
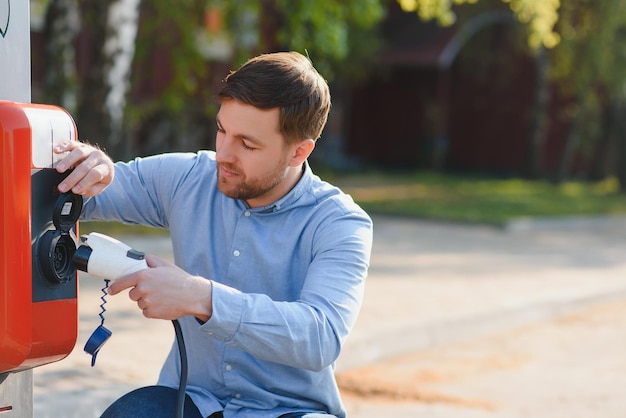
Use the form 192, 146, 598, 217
332, 171, 626, 226
79, 171, 626, 235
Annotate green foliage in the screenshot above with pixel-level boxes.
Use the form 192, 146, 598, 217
551, 0, 626, 97
397, 0, 560, 48
131, 0, 208, 115
503, 0, 560, 48
207, 0, 385, 79
274, 0, 383, 59
123, 0, 387, 149
546, 0, 626, 178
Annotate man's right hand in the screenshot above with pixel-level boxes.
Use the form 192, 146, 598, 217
54, 141, 115, 197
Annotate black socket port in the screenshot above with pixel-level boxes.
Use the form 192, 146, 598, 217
38, 232, 77, 284
37, 192, 83, 285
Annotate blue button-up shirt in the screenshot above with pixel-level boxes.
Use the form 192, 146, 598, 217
81, 151, 373, 417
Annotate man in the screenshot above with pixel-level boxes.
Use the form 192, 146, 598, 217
56, 51, 373, 418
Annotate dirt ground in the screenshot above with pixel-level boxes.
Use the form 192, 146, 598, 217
31, 218, 626, 418
338, 299, 626, 418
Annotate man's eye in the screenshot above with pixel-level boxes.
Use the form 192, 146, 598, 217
242, 141, 255, 150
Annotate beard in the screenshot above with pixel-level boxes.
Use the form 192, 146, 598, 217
216, 158, 289, 202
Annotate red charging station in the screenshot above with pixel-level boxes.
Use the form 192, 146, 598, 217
0, 101, 81, 374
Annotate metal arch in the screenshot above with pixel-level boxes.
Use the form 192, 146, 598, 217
437, 10, 515, 69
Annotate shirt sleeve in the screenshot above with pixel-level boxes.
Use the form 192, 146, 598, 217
80, 153, 199, 228
200, 209, 373, 372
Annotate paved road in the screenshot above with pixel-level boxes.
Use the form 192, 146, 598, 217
341, 298, 626, 418
32, 215, 626, 417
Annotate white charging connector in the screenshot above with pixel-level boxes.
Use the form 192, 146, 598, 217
73, 232, 148, 281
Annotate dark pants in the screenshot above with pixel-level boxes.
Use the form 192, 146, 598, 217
99, 386, 205, 418
99, 385, 334, 418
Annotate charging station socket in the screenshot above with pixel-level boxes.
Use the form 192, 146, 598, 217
37, 192, 83, 285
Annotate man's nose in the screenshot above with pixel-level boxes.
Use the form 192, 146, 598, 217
216, 137, 236, 163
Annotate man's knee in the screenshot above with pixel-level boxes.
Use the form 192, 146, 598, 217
100, 385, 203, 418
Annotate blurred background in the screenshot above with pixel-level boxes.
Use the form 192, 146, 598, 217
28, 0, 626, 225
27, 2, 626, 416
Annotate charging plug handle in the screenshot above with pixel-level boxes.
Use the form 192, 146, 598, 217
73, 245, 92, 273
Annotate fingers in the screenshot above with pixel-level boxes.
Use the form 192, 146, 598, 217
125, 281, 154, 318
107, 274, 138, 296
55, 141, 115, 197
54, 140, 85, 171
118, 275, 160, 319
106, 260, 201, 320
128, 286, 144, 303
107, 271, 154, 316
145, 254, 171, 268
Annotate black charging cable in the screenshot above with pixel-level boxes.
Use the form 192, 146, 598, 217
172, 319, 188, 418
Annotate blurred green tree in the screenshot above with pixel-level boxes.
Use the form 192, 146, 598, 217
35, 0, 142, 158
548, 0, 626, 185
397, 0, 560, 49
36, 0, 626, 187
35, 0, 385, 159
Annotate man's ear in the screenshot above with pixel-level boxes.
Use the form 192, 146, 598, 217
289, 139, 316, 167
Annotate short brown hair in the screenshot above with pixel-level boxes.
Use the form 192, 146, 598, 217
216, 51, 331, 144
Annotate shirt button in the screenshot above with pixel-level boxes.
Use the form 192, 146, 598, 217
244, 210, 251, 217
235, 393, 241, 399
233, 250, 240, 257
225, 364, 232, 371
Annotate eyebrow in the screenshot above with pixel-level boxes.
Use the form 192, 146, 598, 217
216, 115, 264, 145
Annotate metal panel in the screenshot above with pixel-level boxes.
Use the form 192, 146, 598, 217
0, 372, 33, 417
0, 0, 30, 102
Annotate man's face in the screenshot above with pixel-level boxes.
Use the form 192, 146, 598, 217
215, 99, 293, 208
